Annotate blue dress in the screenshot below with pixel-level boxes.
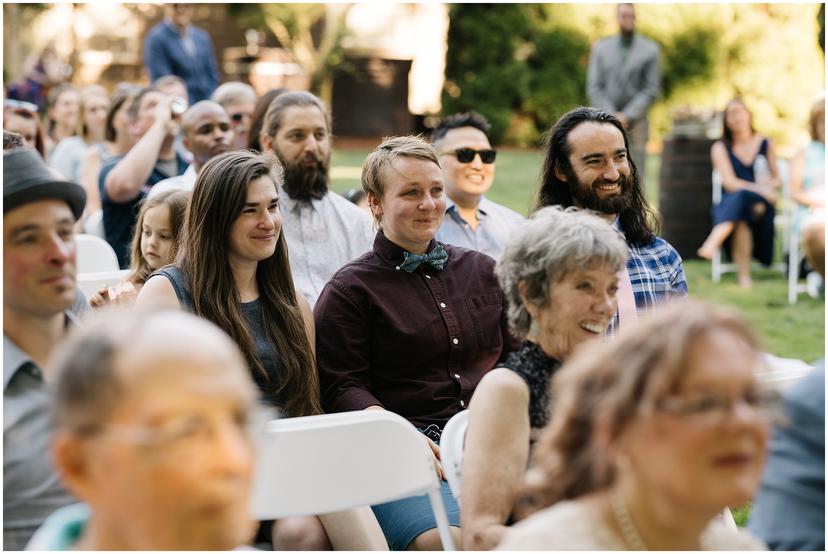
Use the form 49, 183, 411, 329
711, 138, 776, 266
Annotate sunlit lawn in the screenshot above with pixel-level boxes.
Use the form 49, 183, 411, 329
332, 147, 824, 362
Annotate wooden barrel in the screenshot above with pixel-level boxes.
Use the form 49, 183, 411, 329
659, 138, 715, 260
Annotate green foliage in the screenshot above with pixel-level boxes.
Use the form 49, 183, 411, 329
442, 3, 825, 150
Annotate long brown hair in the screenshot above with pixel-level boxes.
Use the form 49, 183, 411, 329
514, 300, 763, 518
127, 189, 189, 286
178, 150, 321, 417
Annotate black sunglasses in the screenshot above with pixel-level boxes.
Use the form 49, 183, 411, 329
442, 147, 497, 164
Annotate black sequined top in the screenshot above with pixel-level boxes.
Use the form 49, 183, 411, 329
502, 340, 561, 430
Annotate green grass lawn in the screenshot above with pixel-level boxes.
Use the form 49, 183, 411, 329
331, 147, 824, 362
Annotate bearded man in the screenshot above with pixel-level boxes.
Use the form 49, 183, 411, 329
259, 91, 374, 307
535, 106, 686, 330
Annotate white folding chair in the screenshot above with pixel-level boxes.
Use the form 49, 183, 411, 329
759, 353, 815, 391
251, 410, 457, 551
76, 269, 131, 299
76, 234, 120, 274
82, 209, 105, 239
440, 409, 469, 506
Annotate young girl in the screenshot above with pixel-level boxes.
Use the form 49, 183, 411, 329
90, 189, 189, 307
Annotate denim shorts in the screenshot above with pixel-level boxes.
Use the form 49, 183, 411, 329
371, 480, 460, 550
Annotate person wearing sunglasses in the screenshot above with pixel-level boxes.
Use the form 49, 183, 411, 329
498, 300, 773, 550
3, 99, 48, 159
432, 111, 524, 260
212, 81, 257, 150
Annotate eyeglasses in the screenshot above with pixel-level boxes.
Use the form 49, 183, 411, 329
78, 403, 277, 452
4, 99, 39, 114
657, 388, 786, 426
441, 147, 497, 164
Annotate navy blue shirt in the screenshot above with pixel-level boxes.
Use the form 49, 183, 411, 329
98, 153, 188, 268
143, 21, 220, 103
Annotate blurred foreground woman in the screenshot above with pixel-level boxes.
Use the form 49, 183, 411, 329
498, 300, 778, 550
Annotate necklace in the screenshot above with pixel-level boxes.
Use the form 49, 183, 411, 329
611, 491, 648, 550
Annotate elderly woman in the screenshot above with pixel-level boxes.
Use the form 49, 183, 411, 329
314, 135, 514, 551
497, 300, 778, 550
461, 206, 627, 550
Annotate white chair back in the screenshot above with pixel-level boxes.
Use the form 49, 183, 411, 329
77, 269, 132, 299
76, 234, 120, 274
440, 409, 469, 506
83, 209, 105, 239
251, 410, 456, 550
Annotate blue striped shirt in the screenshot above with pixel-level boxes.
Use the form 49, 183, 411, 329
610, 219, 688, 332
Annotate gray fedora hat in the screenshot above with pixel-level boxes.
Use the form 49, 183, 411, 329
4, 147, 86, 220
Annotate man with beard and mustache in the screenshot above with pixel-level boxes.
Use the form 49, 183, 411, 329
148, 100, 233, 198
259, 91, 374, 307
535, 106, 686, 331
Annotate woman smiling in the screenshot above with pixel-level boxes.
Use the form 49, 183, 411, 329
314, 135, 515, 551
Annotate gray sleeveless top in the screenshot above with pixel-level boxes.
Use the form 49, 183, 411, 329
153, 265, 285, 407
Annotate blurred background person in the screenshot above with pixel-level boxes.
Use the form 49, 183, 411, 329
90, 190, 189, 308
153, 74, 189, 106
342, 187, 372, 216
30, 309, 261, 550
747, 217, 824, 551
143, 3, 220, 103
432, 111, 524, 260
76, 85, 138, 226
462, 206, 626, 550
6, 44, 71, 111
148, 100, 234, 197
498, 300, 776, 550
247, 88, 286, 152
587, 3, 661, 182
4, 99, 47, 158
697, 98, 780, 288
44, 84, 81, 158
99, 87, 187, 268
211, 81, 257, 150
49, 85, 110, 184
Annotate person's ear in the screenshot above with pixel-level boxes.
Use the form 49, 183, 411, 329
260, 132, 273, 154
367, 192, 382, 217
517, 280, 540, 321
52, 432, 96, 501
554, 162, 568, 183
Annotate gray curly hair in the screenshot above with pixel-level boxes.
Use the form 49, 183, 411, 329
495, 206, 628, 339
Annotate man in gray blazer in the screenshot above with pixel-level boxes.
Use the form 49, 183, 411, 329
587, 3, 661, 182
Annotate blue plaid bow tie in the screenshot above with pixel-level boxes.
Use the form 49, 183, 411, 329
399, 245, 448, 272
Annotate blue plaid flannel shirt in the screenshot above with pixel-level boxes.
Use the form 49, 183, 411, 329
609, 219, 688, 333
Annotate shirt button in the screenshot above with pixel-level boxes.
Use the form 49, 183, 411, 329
454, 373, 461, 379
452, 338, 459, 345
460, 399, 465, 407
425, 275, 432, 279
395, 266, 400, 270
440, 302, 446, 308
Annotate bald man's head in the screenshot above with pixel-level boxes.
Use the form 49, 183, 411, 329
181, 101, 234, 169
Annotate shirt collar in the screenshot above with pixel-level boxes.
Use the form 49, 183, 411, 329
372, 229, 442, 268
164, 19, 190, 36
278, 183, 324, 213
444, 195, 490, 216
3, 311, 80, 391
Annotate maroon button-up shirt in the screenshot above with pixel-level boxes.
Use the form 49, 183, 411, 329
314, 231, 515, 429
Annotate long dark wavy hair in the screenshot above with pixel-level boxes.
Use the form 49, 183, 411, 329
533, 106, 658, 246
177, 150, 322, 417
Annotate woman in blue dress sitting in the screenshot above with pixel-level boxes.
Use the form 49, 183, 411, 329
697, 98, 780, 288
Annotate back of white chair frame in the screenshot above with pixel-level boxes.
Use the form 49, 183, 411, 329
250, 410, 456, 550
76, 269, 131, 299
441, 409, 469, 506
76, 233, 120, 275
